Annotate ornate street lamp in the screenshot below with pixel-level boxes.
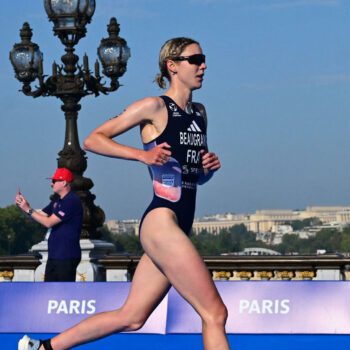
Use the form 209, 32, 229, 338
9, 1, 130, 239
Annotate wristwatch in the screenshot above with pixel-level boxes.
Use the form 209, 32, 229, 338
27, 208, 34, 216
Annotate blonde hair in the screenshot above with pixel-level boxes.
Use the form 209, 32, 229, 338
155, 37, 199, 89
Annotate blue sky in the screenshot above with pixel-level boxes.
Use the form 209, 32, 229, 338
1, 0, 350, 220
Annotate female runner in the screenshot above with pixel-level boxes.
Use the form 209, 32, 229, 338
19, 37, 230, 350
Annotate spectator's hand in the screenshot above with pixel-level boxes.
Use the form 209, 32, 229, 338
140, 142, 172, 166
15, 193, 31, 213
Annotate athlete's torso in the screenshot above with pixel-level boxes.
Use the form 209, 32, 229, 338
141, 95, 208, 234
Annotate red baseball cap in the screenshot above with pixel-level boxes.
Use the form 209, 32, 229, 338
49, 168, 74, 182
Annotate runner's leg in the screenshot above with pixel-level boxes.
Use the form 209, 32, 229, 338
140, 208, 230, 350
41, 254, 170, 350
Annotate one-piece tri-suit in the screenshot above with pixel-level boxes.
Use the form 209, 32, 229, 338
139, 95, 213, 235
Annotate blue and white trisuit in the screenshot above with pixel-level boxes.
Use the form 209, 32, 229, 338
140, 95, 212, 235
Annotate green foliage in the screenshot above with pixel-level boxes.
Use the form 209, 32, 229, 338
101, 223, 350, 256
190, 229, 219, 255
100, 225, 143, 255
290, 217, 321, 231
191, 225, 350, 256
190, 224, 270, 255
0, 205, 46, 255
275, 227, 350, 255
114, 233, 143, 254
276, 234, 306, 254
340, 226, 350, 252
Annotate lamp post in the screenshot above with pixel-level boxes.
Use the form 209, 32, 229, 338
9, 1, 130, 240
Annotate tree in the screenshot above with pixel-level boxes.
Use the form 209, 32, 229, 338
0, 205, 46, 255
191, 225, 269, 255
276, 234, 304, 254
99, 225, 143, 255
290, 217, 321, 231
191, 229, 220, 255
115, 233, 143, 254
340, 229, 350, 253
313, 228, 341, 253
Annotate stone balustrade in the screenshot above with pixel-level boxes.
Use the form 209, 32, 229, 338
1, 253, 350, 282
0, 253, 41, 282
203, 254, 350, 281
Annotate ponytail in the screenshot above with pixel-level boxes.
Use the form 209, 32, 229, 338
155, 72, 167, 89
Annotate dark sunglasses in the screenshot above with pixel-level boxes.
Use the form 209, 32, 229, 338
172, 54, 206, 66
51, 179, 64, 184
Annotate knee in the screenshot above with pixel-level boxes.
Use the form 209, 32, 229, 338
124, 317, 146, 332
216, 303, 229, 326
203, 302, 228, 328
115, 309, 148, 332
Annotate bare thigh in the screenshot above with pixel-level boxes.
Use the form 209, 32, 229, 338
140, 208, 225, 320
121, 253, 171, 324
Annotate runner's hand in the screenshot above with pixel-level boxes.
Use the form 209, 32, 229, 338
141, 142, 172, 166
201, 150, 221, 172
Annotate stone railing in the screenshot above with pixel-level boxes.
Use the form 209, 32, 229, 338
203, 254, 350, 281
98, 253, 350, 281
0, 253, 41, 282
1, 253, 350, 282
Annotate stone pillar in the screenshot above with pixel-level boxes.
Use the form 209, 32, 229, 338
77, 239, 115, 281
31, 239, 115, 281
13, 269, 36, 282
314, 269, 341, 280
30, 240, 49, 282
106, 268, 129, 281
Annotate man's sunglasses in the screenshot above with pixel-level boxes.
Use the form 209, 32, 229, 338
171, 54, 206, 66
51, 179, 64, 184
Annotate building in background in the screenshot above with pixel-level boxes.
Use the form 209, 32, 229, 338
106, 219, 139, 236
106, 206, 350, 244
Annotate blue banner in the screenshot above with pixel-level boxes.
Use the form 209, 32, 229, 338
0, 282, 167, 334
1, 282, 349, 334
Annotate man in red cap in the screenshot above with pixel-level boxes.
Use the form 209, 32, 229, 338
15, 167, 83, 282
